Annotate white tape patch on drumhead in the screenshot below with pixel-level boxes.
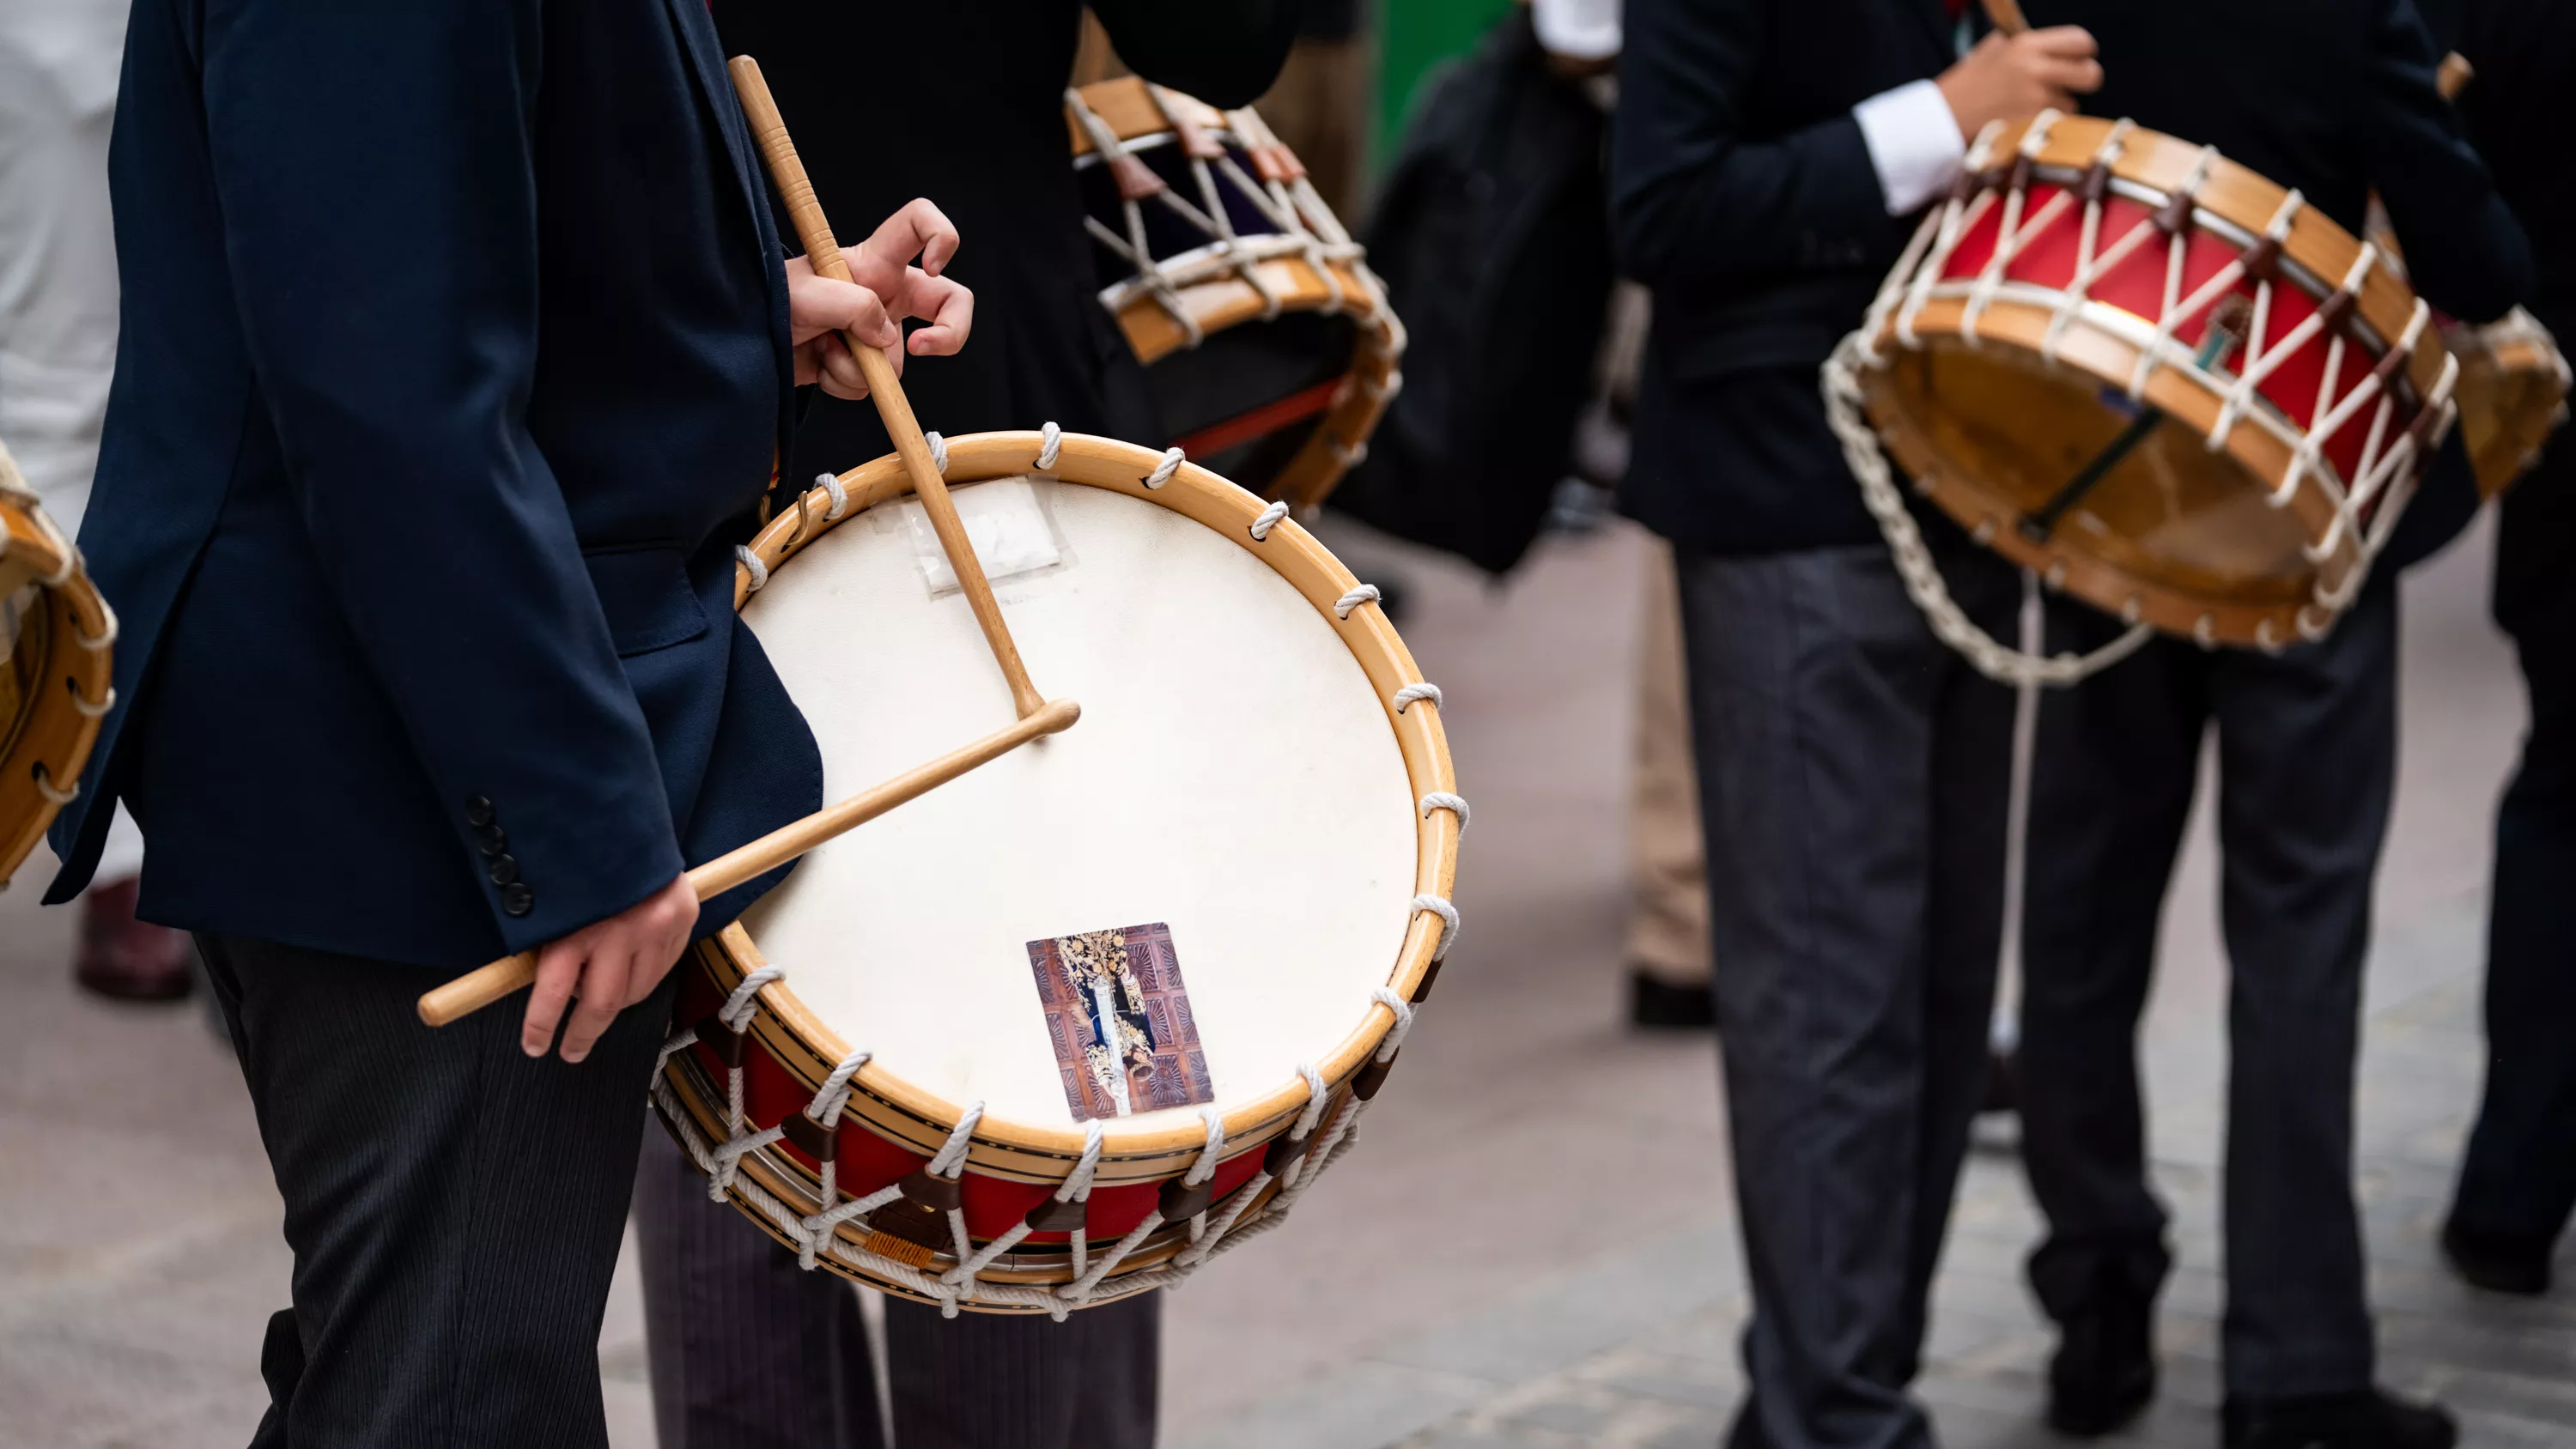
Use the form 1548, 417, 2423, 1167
902, 476, 1066, 597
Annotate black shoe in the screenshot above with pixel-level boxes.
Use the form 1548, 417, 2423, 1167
2440, 1217, 2553, 1296
2223, 1387, 2458, 1449
1628, 968, 1715, 1028
1980, 1047, 2020, 1117
2046, 1285, 2155, 1436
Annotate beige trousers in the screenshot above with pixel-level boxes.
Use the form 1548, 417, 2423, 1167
1626, 539, 1714, 984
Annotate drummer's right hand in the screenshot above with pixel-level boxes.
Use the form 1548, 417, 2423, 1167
522, 873, 699, 1063
1935, 26, 2102, 142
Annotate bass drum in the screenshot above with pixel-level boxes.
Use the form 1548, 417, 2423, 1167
652, 429, 1461, 1315
1838, 112, 2458, 657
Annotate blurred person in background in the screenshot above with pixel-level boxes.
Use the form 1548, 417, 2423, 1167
2004, 5, 2530, 1446
2437, 0, 2576, 1301
0, 0, 196, 1001
1611, 4, 2098, 1446
638, 5, 1293, 1447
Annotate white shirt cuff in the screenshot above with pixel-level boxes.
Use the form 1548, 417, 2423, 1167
1853, 79, 1966, 216
1531, 0, 1621, 62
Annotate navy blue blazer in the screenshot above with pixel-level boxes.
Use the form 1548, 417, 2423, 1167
46, 0, 824, 971
1612, 0, 1974, 555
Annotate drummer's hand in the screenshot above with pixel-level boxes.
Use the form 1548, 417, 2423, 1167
521, 874, 700, 1063
788, 260, 901, 401
1935, 26, 2101, 141
786, 199, 975, 400
847, 198, 973, 361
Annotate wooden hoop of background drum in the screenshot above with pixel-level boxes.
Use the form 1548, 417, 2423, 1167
0, 446, 115, 884
1848, 112, 2459, 652
2450, 307, 2571, 498
652, 430, 1460, 1314
1067, 77, 1404, 512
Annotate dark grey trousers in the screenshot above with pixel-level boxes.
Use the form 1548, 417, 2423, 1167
634, 1130, 1161, 1449
2016, 582, 2398, 1400
2451, 444, 2576, 1257
1674, 539, 2017, 1449
198, 934, 677, 1449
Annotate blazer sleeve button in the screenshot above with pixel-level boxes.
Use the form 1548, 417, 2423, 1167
500, 882, 535, 918
465, 796, 495, 828
486, 854, 519, 887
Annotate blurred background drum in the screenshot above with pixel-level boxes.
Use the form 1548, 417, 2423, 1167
1838, 113, 2458, 653
653, 428, 1460, 1314
1068, 78, 1404, 512
2448, 306, 2571, 498
0, 442, 112, 883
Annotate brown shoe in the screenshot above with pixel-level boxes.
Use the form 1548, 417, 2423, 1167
75, 878, 197, 1002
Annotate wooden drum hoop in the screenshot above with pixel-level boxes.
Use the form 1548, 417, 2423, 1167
1839, 113, 2458, 670
650, 429, 1458, 1315
0, 460, 115, 884
1067, 77, 1405, 512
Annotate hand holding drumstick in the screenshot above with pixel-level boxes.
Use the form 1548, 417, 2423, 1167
1937, 22, 2103, 142
788, 197, 975, 401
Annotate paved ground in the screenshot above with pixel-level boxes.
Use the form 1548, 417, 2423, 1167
4, 510, 2569, 1449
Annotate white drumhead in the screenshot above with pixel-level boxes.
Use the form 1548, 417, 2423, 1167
737, 479, 1419, 1131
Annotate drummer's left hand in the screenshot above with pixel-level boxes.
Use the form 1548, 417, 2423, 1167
787, 198, 975, 401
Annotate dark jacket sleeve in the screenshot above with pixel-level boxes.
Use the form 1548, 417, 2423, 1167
2364, 0, 2531, 324
1091, 0, 1298, 110
201, 0, 686, 950
1610, 0, 1893, 284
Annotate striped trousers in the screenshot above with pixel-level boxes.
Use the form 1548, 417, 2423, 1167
635, 1130, 1161, 1449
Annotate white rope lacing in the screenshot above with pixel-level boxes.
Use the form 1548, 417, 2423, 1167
74, 597, 117, 653
1145, 447, 1184, 489
699, 965, 788, 1197
1419, 791, 1468, 834
1066, 86, 1205, 347
734, 544, 769, 593
1392, 682, 1442, 714
946, 1120, 1105, 1292
1036, 421, 1064, 472
1248, 499, 1291, 540
1333, 585, 1380, 618
1824, 336, 2154, 688
816, 471, 849, 521
31, 763, 76, 806
1411, 894, 1460, 960
923, 431, 950, 475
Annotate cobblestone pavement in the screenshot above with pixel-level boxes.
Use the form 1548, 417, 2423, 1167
1170, 898, 2576, 1449
7, 514, 2571, 1449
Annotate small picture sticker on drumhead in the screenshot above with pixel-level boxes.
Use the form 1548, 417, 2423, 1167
1028, 923, 1213, 1122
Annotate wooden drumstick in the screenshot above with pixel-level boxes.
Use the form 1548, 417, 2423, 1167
1981, 0, 2030, 35
416, 697, 1081, 1027
726, 56, 1046, 723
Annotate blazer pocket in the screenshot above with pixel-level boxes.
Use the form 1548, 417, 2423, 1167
581, 543, 711, 657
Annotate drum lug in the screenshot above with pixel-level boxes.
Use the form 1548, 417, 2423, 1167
781, 1110, 839, 1163
1024, 1196, 1089, 1234
1407, 957, 1443, 1004
692, 1013, 748, 1068
899, 1168, 964, 1212
1157, 1176, 1216, 1222
1352, 1049, 1400, 1102
1261, 1130, 1313, 1176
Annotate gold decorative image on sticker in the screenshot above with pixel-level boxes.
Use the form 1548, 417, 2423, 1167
1026, 923, 1213, 1122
